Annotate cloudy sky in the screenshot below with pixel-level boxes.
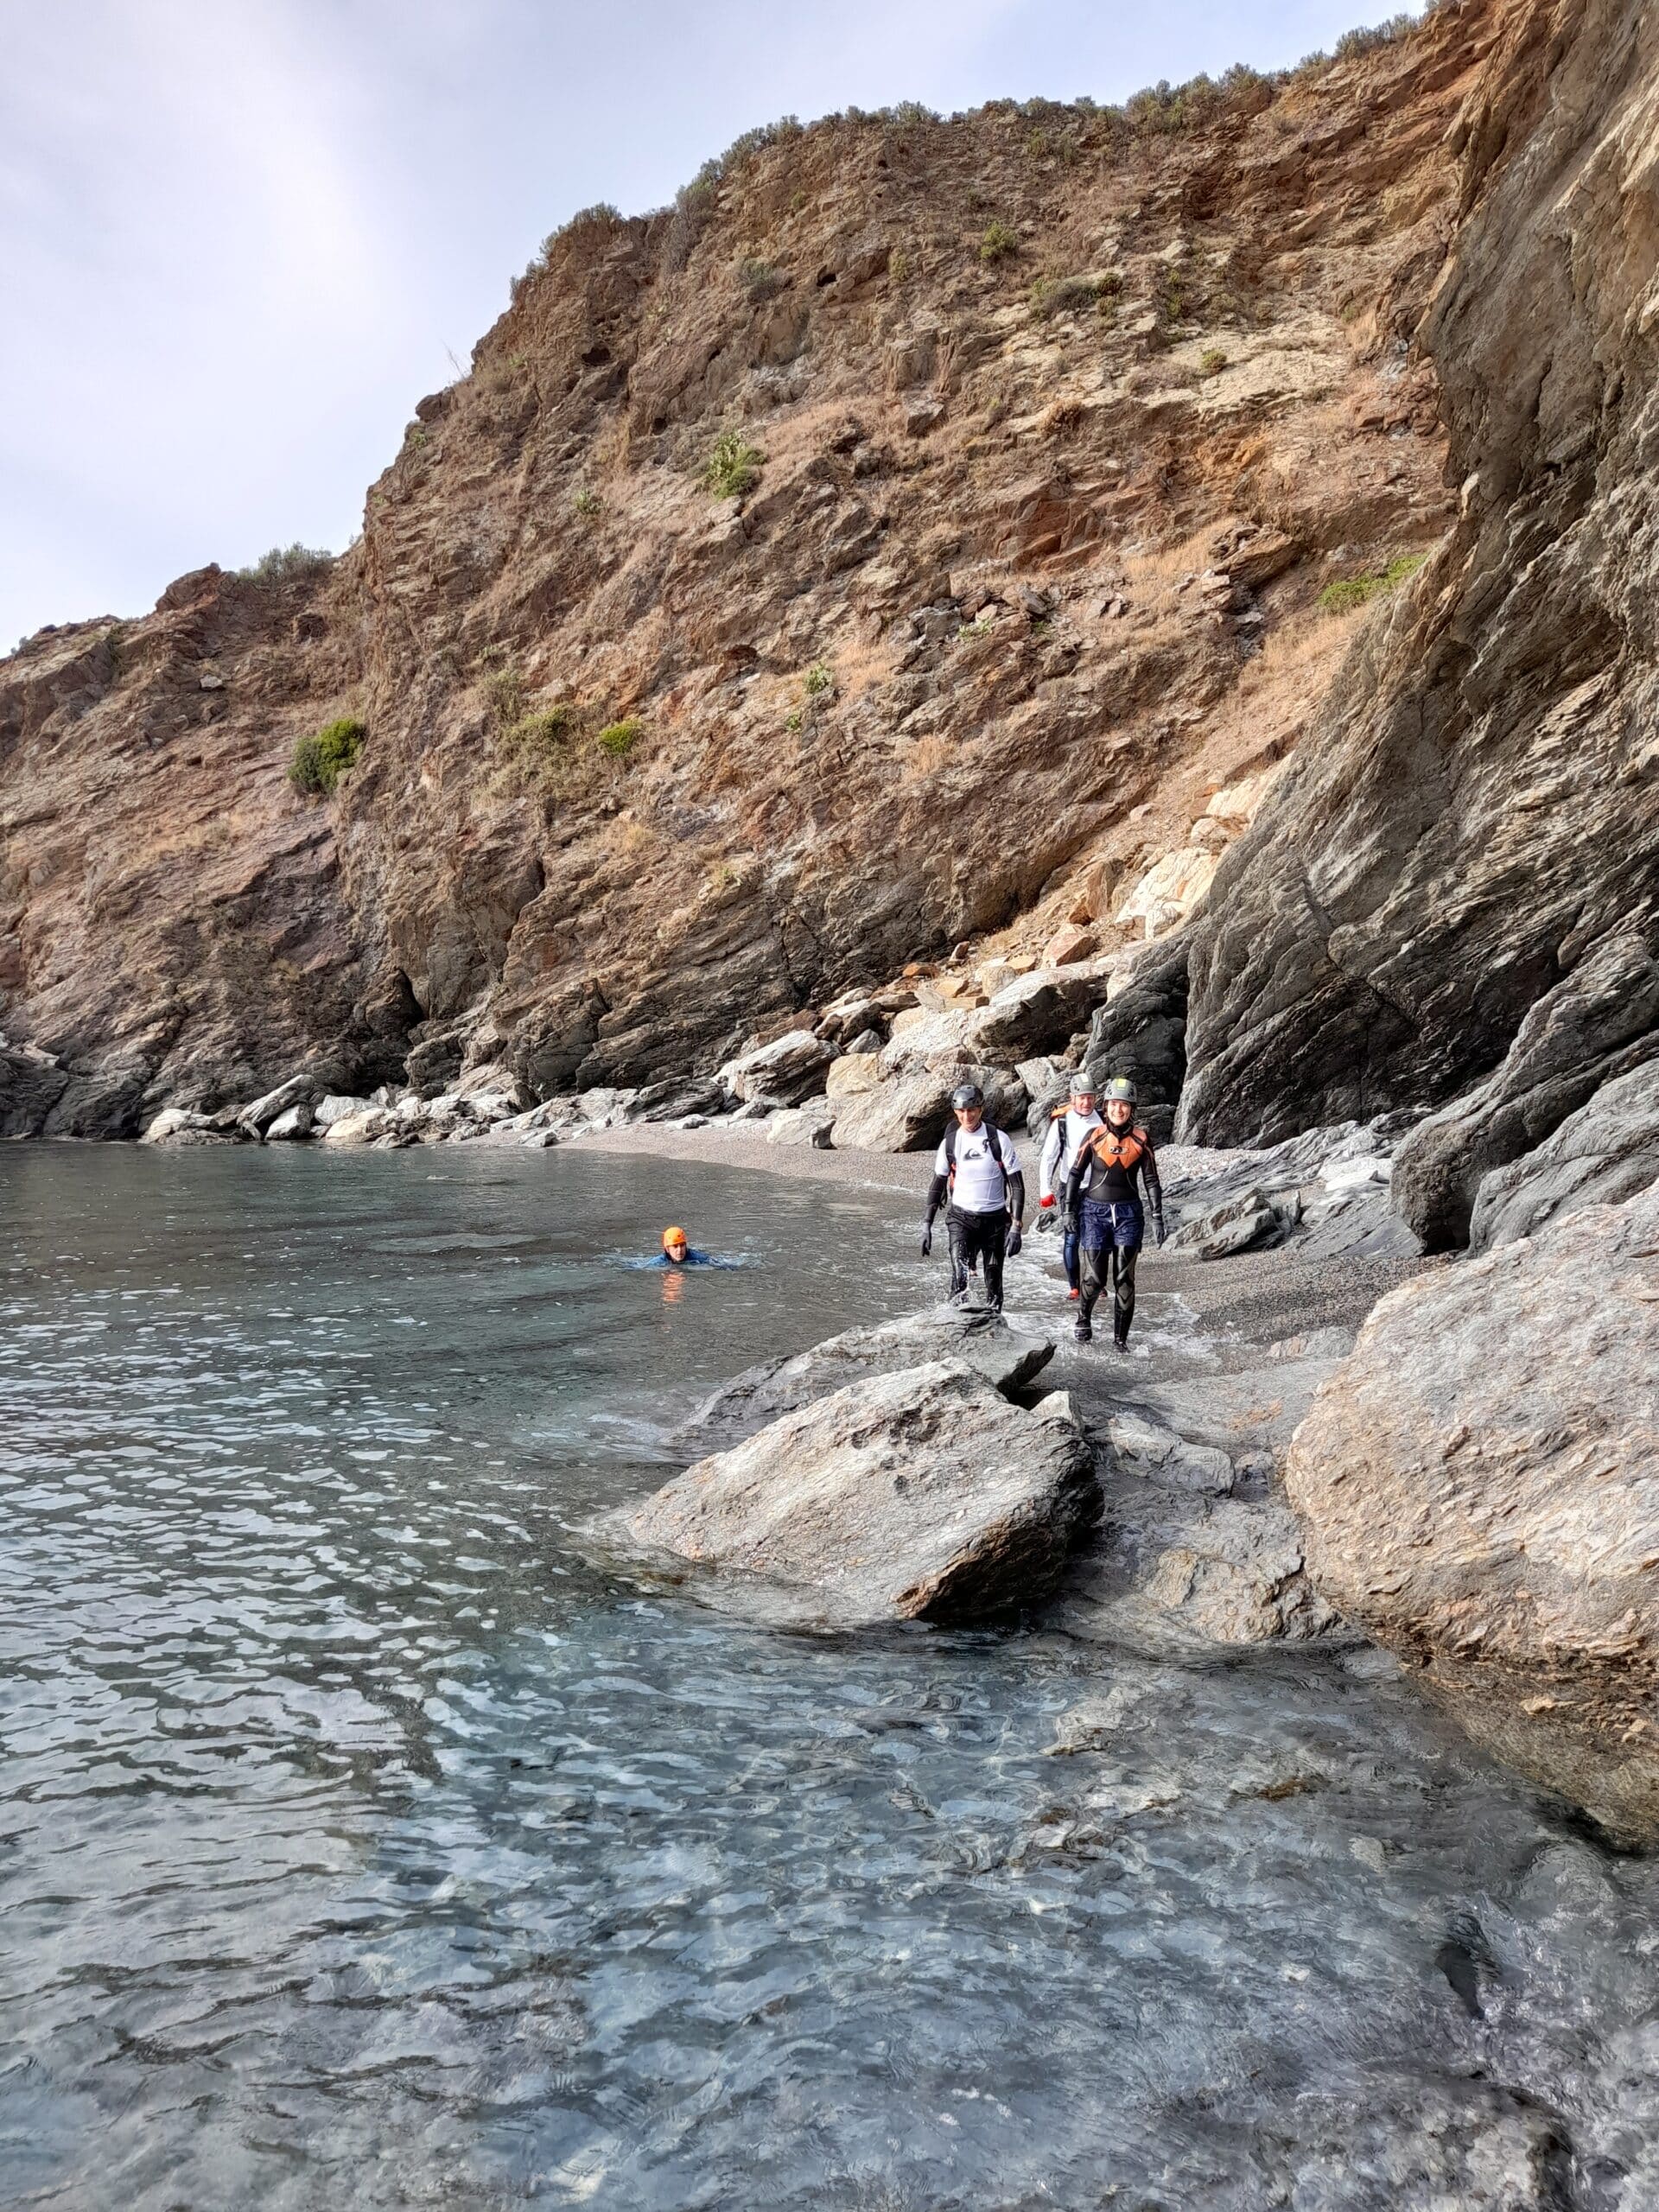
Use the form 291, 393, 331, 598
1, 0, 1422, 648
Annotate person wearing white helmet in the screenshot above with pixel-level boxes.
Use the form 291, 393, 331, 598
920, 1081, 1025, 1313
1036, 1071, 1102, 1301
1062, 1074, 1165, 1349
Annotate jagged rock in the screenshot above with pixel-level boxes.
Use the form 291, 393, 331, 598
1393, 935, 1659, 1250
236, 1073, 320, 1139
591, 1359, 1100, 1628
631, 1076, 727, 1122
140, 1108, 234, 1147
1084, 934, 1187, 1142
1104, 1411, 1235, 1494
765, 1101, 836, 1147
824, 1052, 882, 1100
313, 1094, 372, 1129
1167, 1190, 1281, 1260
1470, 1061, 1659, 1252
830, 1066, 1023, 1154
265, 1102, 315, 1141
1181, 3, 1659, 1157
678, 1306, 1057, 1452
320, 1109, 397, 1146
960, 966, 1114, 1062
0, 1043, 70, 1136
718, 1030, 836, 1107
1287, 1182, 1659, 1843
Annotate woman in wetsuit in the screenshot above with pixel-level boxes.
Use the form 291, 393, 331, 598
1063, 1076, 1166, 1349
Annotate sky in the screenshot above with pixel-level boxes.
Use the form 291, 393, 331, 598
0, 0, 1425, 649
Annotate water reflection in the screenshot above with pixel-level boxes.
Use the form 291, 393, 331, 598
1, 1146, 1655, 2210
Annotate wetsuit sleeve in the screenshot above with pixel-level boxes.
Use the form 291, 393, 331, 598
1038, 1119, 1062, 1203
1140, 1135, 1163, 1210
1064, 1146, 1088, 1220
924, 1171, 949, 1224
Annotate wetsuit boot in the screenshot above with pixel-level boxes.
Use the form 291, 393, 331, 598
1112, 1247, 1139, 1351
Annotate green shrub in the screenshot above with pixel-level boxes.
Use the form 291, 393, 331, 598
596, 717, 643, 758
1032, 273, 1109, 321
979, 221, 1020, 264
1317, 552, 1427, 615
509, 705, 578, 753
702, 429, 764, 499
238, 543, 334, 584
739, 257, 785, 300
803, 662, 835, 699
1199, 347, 1229, 377
289, 715, 364, 796
572, 486, 601, 518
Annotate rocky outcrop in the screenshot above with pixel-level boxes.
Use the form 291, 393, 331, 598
1082, 935, 1188, 1141
677, 1305, 1055, 1452
1287, 1182, 1659, 1843
0, 10, 1491, 1131
589, 1358, 1100, 1628
1469, 1059, 1659, 1251
1181, 0, 1659, 1180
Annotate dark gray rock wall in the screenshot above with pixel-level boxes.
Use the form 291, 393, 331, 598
1179, 0, 1659, 1186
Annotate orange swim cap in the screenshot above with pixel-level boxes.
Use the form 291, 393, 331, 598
663, 1225, 689, 1252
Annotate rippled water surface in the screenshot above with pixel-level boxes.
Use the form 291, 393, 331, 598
4, 1145, 1657, 2211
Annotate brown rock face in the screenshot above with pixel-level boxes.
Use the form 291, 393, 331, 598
1287, 1184, 1659, 1843
0, 13, 1492, 1132
1181, 0, 1659, 1206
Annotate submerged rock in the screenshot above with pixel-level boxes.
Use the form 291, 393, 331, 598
1287, 1181, 1659, 1842
678, 1306, 1056, 1453
592, 1358, 1100, 1628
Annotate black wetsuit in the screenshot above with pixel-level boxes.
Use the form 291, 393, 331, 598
1065, 1122, 1165, 1345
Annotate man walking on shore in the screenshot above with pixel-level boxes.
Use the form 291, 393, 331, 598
1037, 1071, 1102, 1301
921, 1082, 1026, 1313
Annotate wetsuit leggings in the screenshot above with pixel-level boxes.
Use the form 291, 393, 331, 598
1079, 1199, 1142, 1344
948, 1205, 1007, 1311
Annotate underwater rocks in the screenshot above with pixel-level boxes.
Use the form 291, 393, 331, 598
1287, 1179, 1659, 1843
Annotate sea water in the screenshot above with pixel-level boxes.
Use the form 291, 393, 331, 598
3, 1145, 1656, 2210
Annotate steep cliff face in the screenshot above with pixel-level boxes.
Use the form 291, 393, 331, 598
1181, 0, 1659, 1253
0, 8, 1494, 1134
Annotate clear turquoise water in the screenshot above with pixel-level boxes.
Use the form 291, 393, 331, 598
3, 1145, 1655, 2210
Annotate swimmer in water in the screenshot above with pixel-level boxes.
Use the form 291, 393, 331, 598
652, 1225, 710, 1267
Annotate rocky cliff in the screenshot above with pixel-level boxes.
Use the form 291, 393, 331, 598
0, 7, 1495, 1135
1181, 0, 1659, 1253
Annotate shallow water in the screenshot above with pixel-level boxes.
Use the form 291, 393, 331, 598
3, 1146, 1656, 2210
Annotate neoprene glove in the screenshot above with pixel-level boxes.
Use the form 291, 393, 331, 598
1035, 1209, 1057, 1236
1154, 1212, 1167, 1248
1006, 1224, 1023, 1258
920, 1223, 933, 1258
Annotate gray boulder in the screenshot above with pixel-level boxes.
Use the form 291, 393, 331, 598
830, 1065, 1025, 1154
313, 1093, 372, 1129
1393, 933, 1659, 1250
766, 1101, 836, 1148
1166, 1189, 1283, 1260
1470, 1060, 1659, 1251
961, 964, 1113, 1061
265, 1102, 315, 1141
236, 1073, 319, 1139
718, 1030, 836, 1107
679, 1306, 1057, 1453
0, 1041, 70, 1136
590, 1359, 1101, 1628
1287, 1179, 1659, 1843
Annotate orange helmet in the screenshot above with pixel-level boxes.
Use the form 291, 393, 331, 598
662, 1225, 689, 1252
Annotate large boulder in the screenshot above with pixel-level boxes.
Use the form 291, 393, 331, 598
678, 1306, 1057, 1453
589, 1359, 1101, 1628
959, 963, 1113, 1062
830, 1065, 1025, 1154
1470, 1060, 1659, 1252
1393, 934, 1659, 1250
0, 1043, 70, 1136
717, 1029, 836, 1106
1287, 1182, 1659, 1843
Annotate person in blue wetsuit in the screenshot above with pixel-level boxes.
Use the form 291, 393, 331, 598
649, 1226, 711, 1267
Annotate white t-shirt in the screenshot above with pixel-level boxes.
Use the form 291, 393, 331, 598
1039, 1107, 1102, 1201
935, 1122, 1020, 1215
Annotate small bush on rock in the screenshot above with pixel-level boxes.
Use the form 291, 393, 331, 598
289, 715, 365, 796
597, 717, 643, 758
980, 221, 1020, 264
1317, 552, 1426, 614
239, 543, 334, 584
1199, 346, 1229, 377
702, 430, 764, 499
